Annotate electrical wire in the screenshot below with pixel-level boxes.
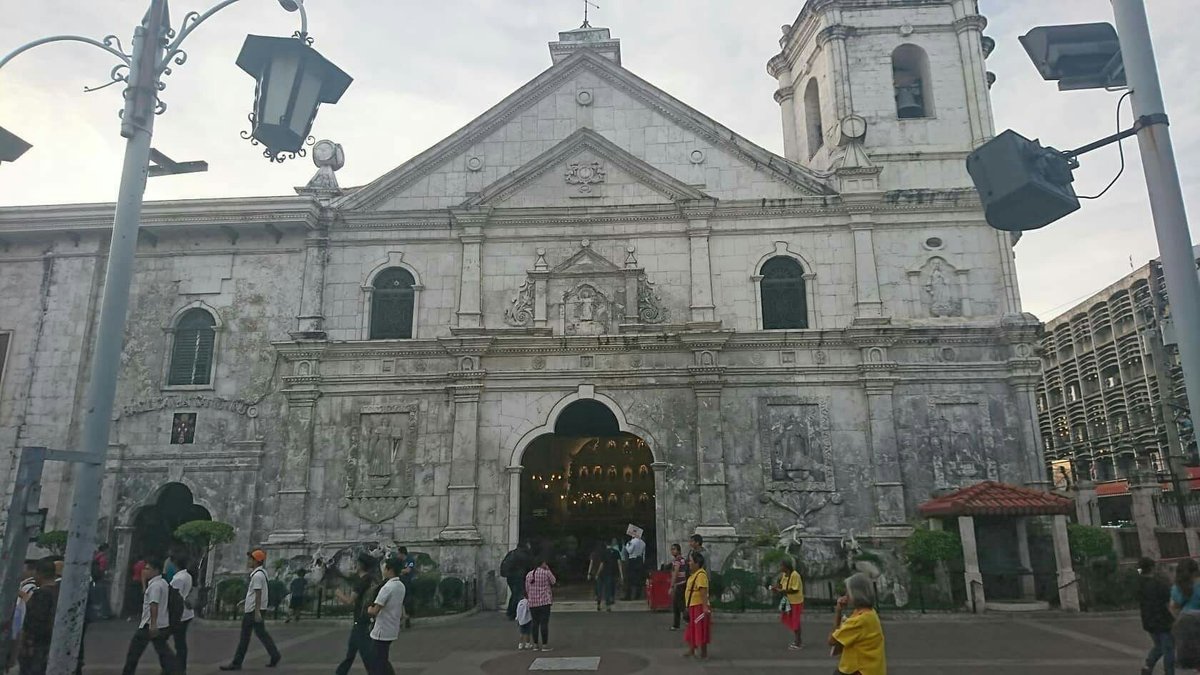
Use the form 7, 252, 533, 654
1078, 90, 1134, 200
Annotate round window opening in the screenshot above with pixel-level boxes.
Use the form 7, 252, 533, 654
925, 236, 944, 250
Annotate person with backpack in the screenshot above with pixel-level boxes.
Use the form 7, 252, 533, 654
500, 542, 532, 620
219, 550, 281, 671
168, 553, 196, 673
120, 555, 180, 675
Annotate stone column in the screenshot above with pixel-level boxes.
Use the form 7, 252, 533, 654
850, 218, 885, 322
1014, 517, 1036, 599
863, 379, 907, 527
958, 516, 986, 612
1074, 480, 1098, 526
506, 465, 523, 550
1130, 480, 1162, 559
652, 461, 670, 568
441, 380, 484, 542
110, 525, 133, 617
816, 25, 854, 123
531, 248, 549, 329
952, 13, 994, 148
1010, 373, 1051, 489
1050, 514, 1081, 611
693, 384, 730, 530
292, 234, 329, 339
774, 85, 798, 161
681, 200, 718, 327
451, 209, 489, 331
269, 384, 320, 543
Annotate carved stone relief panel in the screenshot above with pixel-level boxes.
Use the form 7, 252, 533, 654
342, 403, 418, 523
562, 283, 613, 335
920, 257, 962, 318
927, 397, 997, 490
758, 396, 835, 492
503, 279, 535, 327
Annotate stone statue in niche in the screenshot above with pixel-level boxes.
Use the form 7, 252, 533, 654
342, 403, 418, 523
563, 284, 611, 335
924, 259, 958, 317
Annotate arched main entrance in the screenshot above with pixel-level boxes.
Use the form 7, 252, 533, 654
517, 398, 656, 591
125, 483, 211, 613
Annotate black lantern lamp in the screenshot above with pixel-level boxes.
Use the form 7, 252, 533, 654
236, 34, 351, 162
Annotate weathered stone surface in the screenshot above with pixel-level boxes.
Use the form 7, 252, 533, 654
0, 2, 1042, 590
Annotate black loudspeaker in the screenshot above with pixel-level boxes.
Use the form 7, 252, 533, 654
966, 129, 1081, 232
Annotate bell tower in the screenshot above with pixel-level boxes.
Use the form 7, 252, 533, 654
768, 0, 996, 192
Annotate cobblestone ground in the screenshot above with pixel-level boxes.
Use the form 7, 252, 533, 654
80, 608, 1156, 674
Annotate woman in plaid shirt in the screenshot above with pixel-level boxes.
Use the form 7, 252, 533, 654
524, 557, 557, 652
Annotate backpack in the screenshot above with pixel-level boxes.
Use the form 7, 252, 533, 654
500, 549, 519, 578
166, 584, 185, 627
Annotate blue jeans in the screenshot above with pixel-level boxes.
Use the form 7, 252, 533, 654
1147, 631, 1175, 674
595, 575, 616, 607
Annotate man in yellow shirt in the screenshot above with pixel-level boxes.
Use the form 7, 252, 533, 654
828, 573, 886, 675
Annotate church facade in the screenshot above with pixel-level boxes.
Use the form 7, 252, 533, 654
0, 0, 1044, 597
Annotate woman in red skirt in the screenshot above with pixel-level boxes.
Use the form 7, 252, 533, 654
682, 551, 712, 659
772, 559, 805, 649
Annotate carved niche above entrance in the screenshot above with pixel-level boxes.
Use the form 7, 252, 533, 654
757, 396, 835, 492
341, 403, 418, 523
502, 240, 670, 333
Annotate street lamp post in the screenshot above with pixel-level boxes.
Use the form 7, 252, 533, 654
0, 1, 349, 670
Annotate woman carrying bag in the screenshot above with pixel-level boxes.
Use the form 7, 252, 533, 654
772, 559, 805, 650
682, 552, 712, 659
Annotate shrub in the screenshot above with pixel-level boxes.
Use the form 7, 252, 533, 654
267, 579, 287, 608
36, 530, 68, 557
216, 577, 247, 607
1067, 524, 1114, 564
761, 549, 795, 570
903, 527, 962, 581
410, 574, 441, 610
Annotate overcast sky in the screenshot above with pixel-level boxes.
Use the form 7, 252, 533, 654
1, 0, 1196, 320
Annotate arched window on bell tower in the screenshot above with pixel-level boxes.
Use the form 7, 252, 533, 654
803, 78, 823, 159
892, 44, 933, 119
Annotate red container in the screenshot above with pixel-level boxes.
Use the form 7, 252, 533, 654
646, 570, 672, 611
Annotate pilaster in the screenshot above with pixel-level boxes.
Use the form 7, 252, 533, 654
680, 200, 718, 327
774, 84, 798, 161
684, 331, 733, 531
439, 340, 490, 544
952, 13, 994, 147
861, 374, 906, 527
292, 233, 329, 340
270, 384, 322, 543
451, 208, 490, 331
849, 216, 885, 323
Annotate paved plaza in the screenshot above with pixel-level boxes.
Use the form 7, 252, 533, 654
80, 609, 1158, 674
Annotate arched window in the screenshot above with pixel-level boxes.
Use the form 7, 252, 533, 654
761, 257, 808, 329
892, 44, 933, 119
803, 79, 822, 159
168, 309, 216, 386
370, 267, 415, 339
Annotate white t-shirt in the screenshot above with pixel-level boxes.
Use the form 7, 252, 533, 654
515, 598, 532, 626
244, 567, 268, 614
369, 577, 406, 642
625, 536, 646, 560
171, 569, 195, 622
141, 575, 172, 629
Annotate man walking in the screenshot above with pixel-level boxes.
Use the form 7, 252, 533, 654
17, 559, 57, 675
120, 556, 180, 675
335, 553, 379, 675
500, 542, 532, 620
624, 531, 646, 601
1139, 557, 1175, 675
367, 558, 407, 675
168, 553, 195, 673
220, 550, 281, 671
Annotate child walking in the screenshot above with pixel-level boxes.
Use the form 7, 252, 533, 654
515, 597, 533, 651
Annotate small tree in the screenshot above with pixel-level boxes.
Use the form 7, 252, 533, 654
903, 526, 962, 581
1067, 524, 1114, 565
36, 530, 68, 557
174, 520, 236, 573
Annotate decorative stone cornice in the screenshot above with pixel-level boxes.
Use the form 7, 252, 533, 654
677, 198, 718, 221
954, 15, 988, 34
817, 25, 853, 48
438, 336, 496, 356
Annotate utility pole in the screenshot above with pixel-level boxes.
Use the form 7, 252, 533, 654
1145, 259, 1188, 525
1111, 1, 1200, 494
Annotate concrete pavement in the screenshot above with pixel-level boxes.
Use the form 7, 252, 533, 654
79, 609, 1158, 674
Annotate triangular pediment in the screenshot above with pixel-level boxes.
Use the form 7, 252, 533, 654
460, 128, 707, 208
338, 50, 834, 212
550, 242, 624, 275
